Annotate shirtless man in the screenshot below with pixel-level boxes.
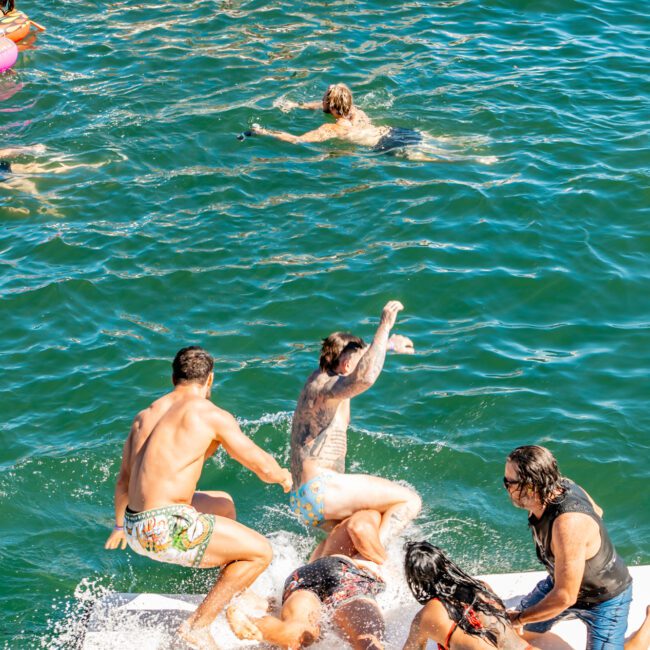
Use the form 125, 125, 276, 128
104, 346, 292, 649
289, 301, 421, 562
250, 83, 423, 155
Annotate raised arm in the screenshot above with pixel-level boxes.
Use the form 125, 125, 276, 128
214, 410, 292, 492
105, 415, 140, 550
251, 123, 336, 144
326, 300, 413, 400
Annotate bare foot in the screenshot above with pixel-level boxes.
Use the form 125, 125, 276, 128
235, 589, 269, 614
226, 605, 263, 641
177, 620, 220, 649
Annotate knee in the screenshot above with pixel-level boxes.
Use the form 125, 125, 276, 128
405, 489, 422, 518
349, 512, 381, 540
222, 499, 237, 520
254, 537, 273, 568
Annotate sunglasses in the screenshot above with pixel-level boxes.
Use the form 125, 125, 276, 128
503, 476, 520, 489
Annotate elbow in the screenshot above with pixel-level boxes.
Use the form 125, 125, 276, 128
555, 588, 578, 609
359, 371, 379, 388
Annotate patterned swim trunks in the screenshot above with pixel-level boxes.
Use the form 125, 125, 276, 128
289, 472, 335, 528
124, 504, 214, 568
282, 555, 385, 608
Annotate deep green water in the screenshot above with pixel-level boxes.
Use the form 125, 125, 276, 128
1, 0, 649, 646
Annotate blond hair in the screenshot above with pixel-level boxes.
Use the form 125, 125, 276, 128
323, 83, 353, 118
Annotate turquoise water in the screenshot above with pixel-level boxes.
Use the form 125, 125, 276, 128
1, 0, 649, 646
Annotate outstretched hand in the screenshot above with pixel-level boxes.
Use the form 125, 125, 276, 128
273, 98, 298, 112
507, 610, 523, 631
250, 123, 268, 136
104, 527, 127, 550
388, 334, 415, 354
379, 300, 404, 330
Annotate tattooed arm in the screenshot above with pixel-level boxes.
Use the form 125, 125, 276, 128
326, 300, 410, 400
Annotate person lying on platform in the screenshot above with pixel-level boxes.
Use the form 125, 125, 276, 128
227, 509, 387, 650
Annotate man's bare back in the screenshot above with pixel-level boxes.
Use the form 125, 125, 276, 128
250, 83, 425, 152
106, 346, 291, 648
288, 302, 421, 558
128, 393, 244, 511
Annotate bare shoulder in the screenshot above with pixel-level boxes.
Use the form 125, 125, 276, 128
301, 369, 340, 403
417, 598, 452, 636
553, 510, 599, 543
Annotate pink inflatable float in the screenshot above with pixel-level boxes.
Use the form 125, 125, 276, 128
0, 36, 17, 72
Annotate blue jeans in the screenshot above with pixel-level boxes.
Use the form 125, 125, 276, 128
520, 576, 632, 650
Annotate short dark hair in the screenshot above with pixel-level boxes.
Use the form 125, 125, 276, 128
1, 1, 15, 15
507, 445, 564, 505
319, 332, 365, 373
172, 346, 214, 384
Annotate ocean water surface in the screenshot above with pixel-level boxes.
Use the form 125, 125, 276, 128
1, 0, 648, 647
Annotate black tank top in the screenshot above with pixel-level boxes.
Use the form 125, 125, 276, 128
528, 479, 631, 606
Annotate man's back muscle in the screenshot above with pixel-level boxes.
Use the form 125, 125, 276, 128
128, 393, 218, 510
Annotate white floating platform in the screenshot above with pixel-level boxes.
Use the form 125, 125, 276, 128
82, 565, 649, 649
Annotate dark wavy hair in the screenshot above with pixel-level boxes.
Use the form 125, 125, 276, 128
404, 541, 508, 647
1, 0, 15, 15
507, 445, 564, 505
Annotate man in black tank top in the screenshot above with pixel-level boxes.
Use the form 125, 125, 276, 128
503, 445, 632, 650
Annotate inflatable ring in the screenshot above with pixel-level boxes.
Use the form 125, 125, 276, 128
0, 36, 17, 72
0, 10, 31, 42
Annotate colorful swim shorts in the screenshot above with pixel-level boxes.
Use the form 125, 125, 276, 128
124, 504, 214, 568
289, 472, 335, 528
282, 555, 385, 608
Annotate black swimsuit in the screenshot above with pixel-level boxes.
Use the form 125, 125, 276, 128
282, 556, 385, 608
373, 127, 422, 154
0, 160, 11, 181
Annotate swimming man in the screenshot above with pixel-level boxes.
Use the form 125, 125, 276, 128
289, 301, 422, 562
251, 83, 423, 155
105, 346, 292, 649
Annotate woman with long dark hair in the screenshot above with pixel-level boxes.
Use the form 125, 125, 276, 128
403, 541, 536, 650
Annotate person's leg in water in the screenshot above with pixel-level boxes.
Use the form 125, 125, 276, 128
178, 516, 273, 649
321, 473, 421, 550
313, 510, 386, 565
625, 605, 650, 650
228, 589, 322, 648
332, 598, 385, 650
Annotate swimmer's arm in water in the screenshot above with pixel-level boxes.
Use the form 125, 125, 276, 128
251, 123, 336, 144
0, 145, 45, 158
276, 99, 322, 112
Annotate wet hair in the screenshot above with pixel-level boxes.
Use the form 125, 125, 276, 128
319, 332, 365, 373
1, 0, 15, 14
507, 445, 564, 505
172, 346, 214, 385
322, 83, 353, 118
404, 541, 508, 647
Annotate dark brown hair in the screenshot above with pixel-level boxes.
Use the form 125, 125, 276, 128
319, 332, 365, 373
172, 346, 214, 384
507, 445, 564, 505
1, 0, 15, 14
